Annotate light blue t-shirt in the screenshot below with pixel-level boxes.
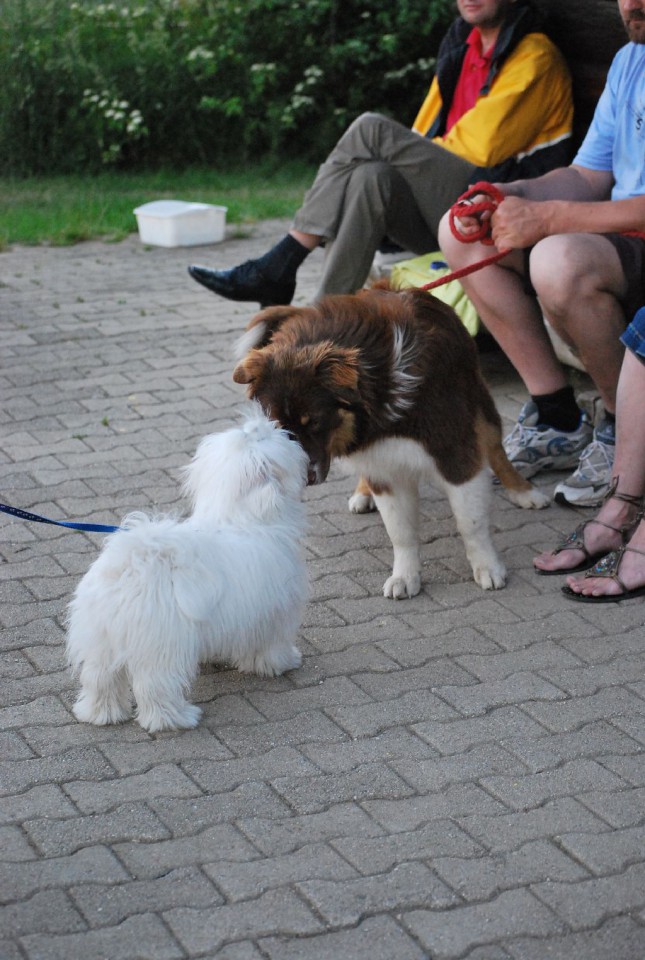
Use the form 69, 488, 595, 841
574, 43, 645, 200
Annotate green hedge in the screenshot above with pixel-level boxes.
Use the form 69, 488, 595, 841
1, 0, 454, 175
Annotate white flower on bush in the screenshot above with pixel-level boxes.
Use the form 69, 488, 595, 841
187, 46, 214, 62
81, 88, 148, 165
281, 65, 323, 128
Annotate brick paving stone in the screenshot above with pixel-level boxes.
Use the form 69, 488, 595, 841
20, 913, 184, 960
522, 687, 645, 732
413, 705, 549, 754
2, 230, 644, 958
215, 945, 265, 960
480, 758, 628, 810
0, 784, 77, 825
0, 890, 85, 938
113, 824, 259, 879
579, 786, 645, 827
70, 865, 222, 925
0, 731, 34, 761
237, 803, 385, 856
300, 725, 437, 773
244, 675, 372, 720
437, 672, 567, 717
21, 719, 149, 755
458, 796, 610, 852
532, 862, 645, 928
181, 745, 320, 793
403, 888, 566, 957
556, 824, 645, 874
260, 915, 428, 960
432, 837, 588, 901
503, 718, 643, 772
456, 639, 583, 680
164, 889, 323, 954
204, 842, 359, 901
24, 801, 171, 857
297, 860, 458, 926
327, 688, 459, 737
0, 746, 116, 796
506, 916, 645, 960
391, 742, 528, 792
364, 783, 507, 832
215, 710, 348, 756
0, 846, 129, 902
63, 762, 201, 814
330, 820, 484, 873
376, 626, 503, 666
601, 752, 645, 787
0, 825, 38, 861
150, 782, 293, 835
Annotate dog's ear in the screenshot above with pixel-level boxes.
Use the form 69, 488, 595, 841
233, 349, 265, 385
312, 343, 361, 404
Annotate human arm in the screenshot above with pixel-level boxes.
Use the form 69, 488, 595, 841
489, 192, 645, 250
452, 165, 616, 244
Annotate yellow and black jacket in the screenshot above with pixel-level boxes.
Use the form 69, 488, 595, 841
413, 0, 573, 180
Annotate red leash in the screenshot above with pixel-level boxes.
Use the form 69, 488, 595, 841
419, 181, 645, 293
421, 182, 510, 292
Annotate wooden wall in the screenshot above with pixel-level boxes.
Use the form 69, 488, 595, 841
535, 0, 627, 145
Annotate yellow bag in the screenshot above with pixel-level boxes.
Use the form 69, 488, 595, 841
390, 252, 480, 337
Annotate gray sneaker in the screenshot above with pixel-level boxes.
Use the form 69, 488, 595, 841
503, 400, 593, 479
554, 419, 616, 507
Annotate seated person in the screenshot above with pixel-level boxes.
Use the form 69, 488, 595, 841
438, 0, 645, 508
535, 305, 645, 603
189, 0, 572, 307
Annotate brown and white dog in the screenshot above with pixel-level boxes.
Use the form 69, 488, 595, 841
233, 284, 548, 599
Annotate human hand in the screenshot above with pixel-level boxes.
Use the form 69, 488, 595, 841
490, 196, 551, 249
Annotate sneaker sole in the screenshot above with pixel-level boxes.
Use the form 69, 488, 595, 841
554, 488, 609, 508
509, 456, 586, 480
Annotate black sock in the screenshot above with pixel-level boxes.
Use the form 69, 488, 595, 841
531, 385, 581, 432
255, 234, 310, 284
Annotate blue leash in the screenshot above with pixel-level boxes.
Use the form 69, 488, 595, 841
0, 502, 121, 534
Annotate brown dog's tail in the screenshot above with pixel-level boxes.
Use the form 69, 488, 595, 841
478, 416, 550, 509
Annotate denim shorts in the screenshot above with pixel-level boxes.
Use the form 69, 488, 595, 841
620, 304, 645, 363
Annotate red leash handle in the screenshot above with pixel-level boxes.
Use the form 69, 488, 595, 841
420, 181, 510, 292
448, 181, 506, 246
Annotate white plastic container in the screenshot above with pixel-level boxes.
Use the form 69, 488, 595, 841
133, 200, 227, 247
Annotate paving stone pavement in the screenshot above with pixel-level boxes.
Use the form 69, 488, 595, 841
1, 220, 645, 960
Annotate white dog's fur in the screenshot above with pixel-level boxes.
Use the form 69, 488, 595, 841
66, 404, 309, 732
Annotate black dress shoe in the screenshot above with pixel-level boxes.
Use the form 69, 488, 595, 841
188, 260, 295, 307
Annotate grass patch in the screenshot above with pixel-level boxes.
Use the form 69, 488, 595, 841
0, 163, 318, 247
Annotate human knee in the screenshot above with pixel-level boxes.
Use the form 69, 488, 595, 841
348, 158, 391, 190
345, 111, 388, 142
530, 236, 597, 316
438, 210, 466, 264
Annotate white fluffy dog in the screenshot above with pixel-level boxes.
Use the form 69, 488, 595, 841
66, 404, 309, 732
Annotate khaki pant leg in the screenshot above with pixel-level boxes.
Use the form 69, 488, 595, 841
293, 112, 476, 297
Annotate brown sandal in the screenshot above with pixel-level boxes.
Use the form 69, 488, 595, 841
562, 543, 645, 602
535, 479, 643, 577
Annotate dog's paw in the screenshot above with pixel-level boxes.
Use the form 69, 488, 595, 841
73, 694, 131, 726
137, 702, 202, 732
348, 491, 376, 514
506, 486, 550, 510
237, 644, 302, 676
383, 573, 421, 599
473, 559, 507, 590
